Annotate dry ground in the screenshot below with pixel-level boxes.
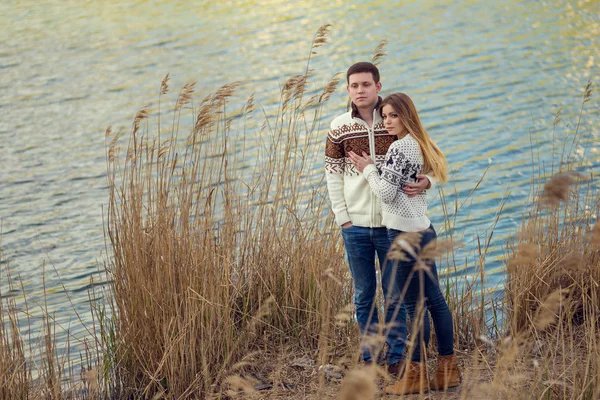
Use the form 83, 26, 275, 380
218, 349, 496, 399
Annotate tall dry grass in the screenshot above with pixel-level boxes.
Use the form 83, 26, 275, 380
457, 82, 599, 400
0, 255, 101, 399
0, 259, 31, 399
104, 25, 355, 398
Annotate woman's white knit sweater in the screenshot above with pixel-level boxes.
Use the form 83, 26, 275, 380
362, 134, 431, 232
324, 103, 393, 227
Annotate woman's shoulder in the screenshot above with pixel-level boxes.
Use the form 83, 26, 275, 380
390, 134, 420, 151
385, 135, 422, 164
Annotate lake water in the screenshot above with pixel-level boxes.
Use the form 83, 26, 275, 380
1, 0, 599, 359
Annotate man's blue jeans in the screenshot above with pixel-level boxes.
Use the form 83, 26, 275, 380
387, 225, 455, 362
341, 225, 407, 364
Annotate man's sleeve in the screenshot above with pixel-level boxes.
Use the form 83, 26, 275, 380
423, 174, 436, 190
325, 127, 350, 226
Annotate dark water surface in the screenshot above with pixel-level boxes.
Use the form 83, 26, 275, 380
1, 0, 599, 358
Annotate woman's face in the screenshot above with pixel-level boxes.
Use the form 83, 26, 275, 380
381, 104, 406, 137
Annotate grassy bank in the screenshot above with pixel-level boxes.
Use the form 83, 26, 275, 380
1, 27, 598, 399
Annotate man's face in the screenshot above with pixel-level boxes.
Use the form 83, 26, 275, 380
347, 72, 381, 110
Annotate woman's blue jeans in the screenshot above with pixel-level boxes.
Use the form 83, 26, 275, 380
387, 225, 455, 362
341, 225, 407, 364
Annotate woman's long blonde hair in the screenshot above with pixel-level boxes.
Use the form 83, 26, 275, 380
380, 93, 448, 183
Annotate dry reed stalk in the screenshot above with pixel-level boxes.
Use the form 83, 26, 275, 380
104, 25, 357, 398
0, 262, 31, 399
540, 171, 578, 208
1, 250, 104, 400
371, 40, 387, 66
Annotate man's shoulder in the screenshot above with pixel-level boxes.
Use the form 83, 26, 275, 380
329, 112, 367, 139
330, 111, 353, 128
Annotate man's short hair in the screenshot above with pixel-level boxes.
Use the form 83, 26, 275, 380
346, 62, 380, 84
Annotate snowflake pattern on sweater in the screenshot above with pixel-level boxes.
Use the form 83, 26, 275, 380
363, 135, 429, 231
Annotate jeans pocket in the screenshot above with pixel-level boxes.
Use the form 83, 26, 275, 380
341, 225, 355, 238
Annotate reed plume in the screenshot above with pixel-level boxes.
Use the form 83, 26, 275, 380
371, 39, 387, 66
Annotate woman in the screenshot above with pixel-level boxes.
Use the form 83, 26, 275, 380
349, 93, 460, 395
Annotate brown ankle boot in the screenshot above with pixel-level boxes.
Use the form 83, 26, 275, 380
386, 360, 405, 379
384, 361, 428, 395
430, 354, 461, 391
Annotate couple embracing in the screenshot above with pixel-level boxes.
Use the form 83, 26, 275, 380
324, 62, 461, 395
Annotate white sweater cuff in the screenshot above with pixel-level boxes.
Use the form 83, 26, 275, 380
363, 164, 378, 178
426, 174, 436, 188
335, 211, 351, 226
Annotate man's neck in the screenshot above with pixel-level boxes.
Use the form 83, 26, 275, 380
351, 98, 380, 127
357, 107, 375, 127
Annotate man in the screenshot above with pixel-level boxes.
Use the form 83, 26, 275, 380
324, 62, 431, 374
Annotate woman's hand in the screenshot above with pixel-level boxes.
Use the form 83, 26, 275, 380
348, 151, 374, 173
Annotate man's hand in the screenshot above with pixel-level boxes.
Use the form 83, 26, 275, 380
341, 221, 353, 229
403, 175, 431, 198
348, 151, 374, 173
